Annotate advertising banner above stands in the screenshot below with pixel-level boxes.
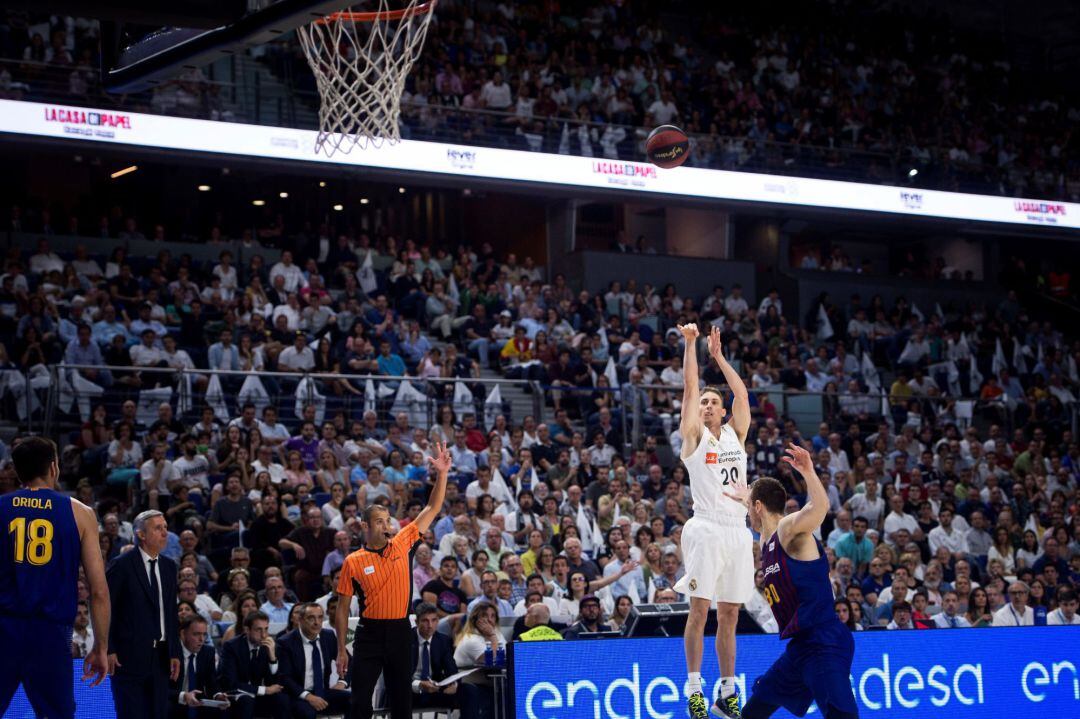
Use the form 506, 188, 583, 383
5, 99, 1080, 229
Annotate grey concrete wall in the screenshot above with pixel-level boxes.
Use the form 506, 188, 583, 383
577, 250, 756, 300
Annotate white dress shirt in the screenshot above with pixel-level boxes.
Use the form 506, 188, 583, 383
929, 525, 969, 555
299, 632, 323, 699
412, 630, 434, 692
992, 604, 1034, 627
138, 547, 166, 641
1047, 609, 1080, 625
178, 646, 202, 703
932, 612, 971, 629
246, 640, 279, 694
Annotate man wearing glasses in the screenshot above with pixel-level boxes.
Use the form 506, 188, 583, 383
992, 581, 1034, 626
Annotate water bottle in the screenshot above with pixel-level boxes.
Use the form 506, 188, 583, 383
495, 643, 506, 667
483, 640, 494, 667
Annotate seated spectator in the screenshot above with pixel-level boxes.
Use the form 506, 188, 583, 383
411, 602, 461, 710
276, 602, 351, 718
467, 570, 514, 617
512, 601, 567, 640
992, 581, 1035, 626
422, 555, 469, 617
562, 595, 613, 638
219, 611, 288, 718
453, 601, 505, 668
169, 614, 227, 718
259, 576, 294, 625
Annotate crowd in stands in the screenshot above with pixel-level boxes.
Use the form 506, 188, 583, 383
0, 203, 1079, 712
3, 2, 1079, 199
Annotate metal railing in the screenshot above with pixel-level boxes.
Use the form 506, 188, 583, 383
10, 363, 1076, 456
39, 364, 542, 437
0, 55, 1059, 199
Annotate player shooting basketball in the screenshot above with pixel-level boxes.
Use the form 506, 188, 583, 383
724, 444, 860, 719
674, 323, 754, 719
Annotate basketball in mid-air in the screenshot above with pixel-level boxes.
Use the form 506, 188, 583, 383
646, 125, 690, 169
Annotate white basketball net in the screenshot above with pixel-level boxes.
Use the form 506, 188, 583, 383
297, 1, 437, 156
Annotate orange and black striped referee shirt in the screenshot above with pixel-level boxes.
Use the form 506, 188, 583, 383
337, 522, 421, 620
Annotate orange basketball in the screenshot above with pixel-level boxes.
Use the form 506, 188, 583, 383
646, 124, 690, 169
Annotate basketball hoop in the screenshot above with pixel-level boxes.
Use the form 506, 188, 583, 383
297, 1, 437, 156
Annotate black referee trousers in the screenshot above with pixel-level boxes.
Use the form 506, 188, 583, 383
349, 618, 414, 719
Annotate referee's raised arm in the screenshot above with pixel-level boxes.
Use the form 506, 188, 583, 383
334, 441, 452, 718
411, 441, 453, 535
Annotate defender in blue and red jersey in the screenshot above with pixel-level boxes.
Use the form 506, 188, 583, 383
725, 443, 859, 719
0, 437, 111, 718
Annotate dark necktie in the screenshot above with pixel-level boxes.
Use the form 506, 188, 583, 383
420, 640, 431, 680
250, 647, 259, 670
949, 616, 957, 628
186, 653, 196, 691
187, 653, 198, 719
310, 639, 324, 693
148, 559, 162, 640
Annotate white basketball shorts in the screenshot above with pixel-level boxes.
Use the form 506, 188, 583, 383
673, 512, 755, 604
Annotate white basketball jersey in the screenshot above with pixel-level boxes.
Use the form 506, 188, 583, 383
683, 424, 747, 517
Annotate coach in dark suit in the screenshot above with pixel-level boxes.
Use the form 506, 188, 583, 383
219, 611, 289, 719
170, 614, 228, 719
277, 603, 351, 718
108, 510, 182, 719
410, 602, 459, 710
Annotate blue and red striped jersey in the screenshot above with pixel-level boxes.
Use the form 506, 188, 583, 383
760, 530, 835, 639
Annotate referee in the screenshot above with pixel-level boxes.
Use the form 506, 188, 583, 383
335, 441, 451, 719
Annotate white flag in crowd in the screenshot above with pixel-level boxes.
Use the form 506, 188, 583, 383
238, 374, 271, 412
364, 378, 377, 415
816, 304, 834, 341
205, 373, 231, 423
992, 339, 1008, 376
357, 250, 378, 295
1012, 337, 1030, 375
136, 386, 173, 427
453, 381, 474, 419
484, 384, 502, 430
295, 376, 327, 425
390, 380, 429, 429
861, 353, 880, 391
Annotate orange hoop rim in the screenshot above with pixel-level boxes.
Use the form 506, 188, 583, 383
315, 0, 436, 24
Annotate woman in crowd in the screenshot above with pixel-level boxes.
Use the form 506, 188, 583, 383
430, 405, 457, 446
965, 587, 993, 628
1016, 529, 1043, 568
459, 549, 490, 599
105, 421, 142, 488
218, 568, 251, 614
609, 595, 634, 632
222, 592, 260, 641
382, 449, 408, 487
533, 544, 557, 586
453, 601, 505, 668
639, 541, 663, 588
472, 494, 496, 534
520, 529, 545, 576
835, 600, 859, 631
283, 449, 312, 490
989, 526, 1017, 575
412, 543, 438, 590
320, 480, 348, 525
